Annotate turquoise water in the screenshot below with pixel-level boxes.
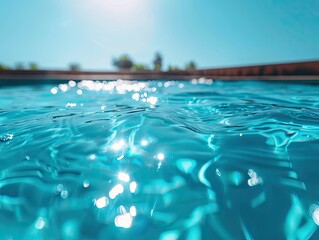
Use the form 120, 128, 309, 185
1, 79, 319, 239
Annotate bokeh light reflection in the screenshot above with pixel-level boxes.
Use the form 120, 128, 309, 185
309, 204, 319, 225
129, 181, 137, 193
157, 153, 165, 161
34, 217, 46, 230
109, 184, 124, 199
83, 180, 90, 188
247, 169, 263, 187
50, 87, 58, 94
95, 196, 109, 209
112, 139, 126, 151
114, 212, 133, 229
129, 206, 137, 217
141, 139, 148, 147
118, 172, 130, 182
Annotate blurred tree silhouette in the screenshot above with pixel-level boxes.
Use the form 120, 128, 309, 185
112, 54, 134, 70
0, 64, 9, 70
15, 63, 24, 70
153, 52, 162, 71
29, 63, 39, 70
168, 65, 181, 71
185, 61, 196, 70
69, 63, 81, 71
132, 64, 150, 71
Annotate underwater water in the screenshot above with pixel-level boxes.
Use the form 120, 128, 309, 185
1, 79, 319, 240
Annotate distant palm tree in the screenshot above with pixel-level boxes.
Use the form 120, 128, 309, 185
112, 54, 134, 70
153, 52, 162, 71
185, 61, 196, 70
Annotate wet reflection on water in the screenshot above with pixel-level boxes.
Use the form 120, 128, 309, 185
1, 79, 319, 239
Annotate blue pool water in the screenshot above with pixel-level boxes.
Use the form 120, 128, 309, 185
1, 79, 319, 239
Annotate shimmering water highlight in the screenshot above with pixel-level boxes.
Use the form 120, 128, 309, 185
1, 79, 319, 239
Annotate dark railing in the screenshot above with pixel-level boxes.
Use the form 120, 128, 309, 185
0, 60, 318, 81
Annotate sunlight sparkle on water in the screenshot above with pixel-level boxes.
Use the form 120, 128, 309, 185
129, 181, 137, 193
101, 105, 106, 111
115, 206, 134, 229
141, 139, 148, 146
59, 84, 69, 92
117, 154, 124, 160
109, 184, 124, 199
247, 169, 263, 187
132, 93, 140, 101
68, 80, 76, 87
95, 196, 109, 209
66, 103, 77, 108
87, 154, 97, 161
310, 204, 319, 225
61, 190, 68, 199
50, 87, 58, 94
118, 172, 130, 182
83, 180, 90, 188
1, 133, 14, 142
147, 96, 158, 106
112, 139, 126, 151
35, 217, 46, 230
157, 153, 165, 161
130, 206, 137, 217
115, 213, 133, 228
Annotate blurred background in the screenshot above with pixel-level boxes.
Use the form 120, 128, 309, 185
0, 0, 319, 71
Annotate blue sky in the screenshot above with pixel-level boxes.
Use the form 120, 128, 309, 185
1, 0, 319, 70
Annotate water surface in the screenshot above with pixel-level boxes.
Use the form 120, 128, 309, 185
1, 79, 319, 239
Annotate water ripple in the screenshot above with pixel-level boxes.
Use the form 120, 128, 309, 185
1, 80, 319, 239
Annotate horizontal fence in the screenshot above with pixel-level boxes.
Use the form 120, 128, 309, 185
0, 61, 318, 81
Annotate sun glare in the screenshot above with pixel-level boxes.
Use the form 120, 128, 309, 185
89, 0, 147, 16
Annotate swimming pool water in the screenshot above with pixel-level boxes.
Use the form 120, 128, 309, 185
1, 79, 319, 239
